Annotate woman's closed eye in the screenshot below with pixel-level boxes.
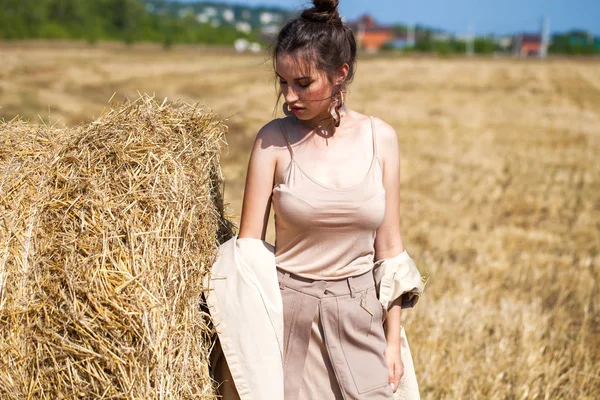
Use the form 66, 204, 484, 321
279, 79, 312, 89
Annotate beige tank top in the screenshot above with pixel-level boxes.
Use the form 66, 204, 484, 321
272, 116, 386, 280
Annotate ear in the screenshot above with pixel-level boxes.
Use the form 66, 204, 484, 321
334, 63, 349, 86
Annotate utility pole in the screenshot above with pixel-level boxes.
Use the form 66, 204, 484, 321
407, 23, 415, 48
467, 22, 475, 56
540, 16, 550, 58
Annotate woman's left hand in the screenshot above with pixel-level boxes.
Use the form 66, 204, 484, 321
384, 343, 404, 393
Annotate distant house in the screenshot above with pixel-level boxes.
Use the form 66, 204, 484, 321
236, 21, 252, 33
204, 7, 217, 18
348, 15, 396, 52
513, 33, 546, 56
495, 36, 513, 50
260, 12, 276, 25
222, 9, 235, 23
390, 31, 423, 49
390, 34, 412, 49
432, 32, 451, 42
260, 25, 280, 44
234, 38, 262, 53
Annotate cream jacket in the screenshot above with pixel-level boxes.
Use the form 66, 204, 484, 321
204, 235, 425, 400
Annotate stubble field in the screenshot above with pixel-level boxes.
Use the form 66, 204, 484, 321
1, 41, 599, 399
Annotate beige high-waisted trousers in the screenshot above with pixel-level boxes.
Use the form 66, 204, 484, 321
277, 267, 393, 400
211, 268, 394, 400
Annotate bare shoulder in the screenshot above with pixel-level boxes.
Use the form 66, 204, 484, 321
371, 116, 399, 150
248, 118, 291, 187
252, 117, 290, 153
361, 115, 400, 167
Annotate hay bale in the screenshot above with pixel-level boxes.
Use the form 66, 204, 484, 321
0, 95, 235, 399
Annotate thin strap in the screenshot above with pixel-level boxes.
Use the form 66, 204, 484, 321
278, 118, 294, 160
369, 116, 377, 158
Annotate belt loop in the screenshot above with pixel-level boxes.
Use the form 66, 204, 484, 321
347, 276, 356, 298
279, 271, 289, 290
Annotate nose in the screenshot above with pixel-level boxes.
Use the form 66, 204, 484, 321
282, 86, 299, 104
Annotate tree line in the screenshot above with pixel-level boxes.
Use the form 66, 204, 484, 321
385, 25, 599, 56
1, 0, 597, 55
549, 31, 599, 55
0, 0, 259, 46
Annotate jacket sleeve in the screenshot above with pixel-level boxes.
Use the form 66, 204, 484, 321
372, 250, 426, 311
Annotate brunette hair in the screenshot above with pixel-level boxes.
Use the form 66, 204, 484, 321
273, 0, 357, 107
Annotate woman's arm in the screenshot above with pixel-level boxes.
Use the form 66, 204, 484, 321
238, 122, 279, 240
372, 117, 405, 392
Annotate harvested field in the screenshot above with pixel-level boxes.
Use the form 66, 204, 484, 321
1, 42, 599, 399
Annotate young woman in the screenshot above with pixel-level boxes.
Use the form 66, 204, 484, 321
238, 1, 410, 398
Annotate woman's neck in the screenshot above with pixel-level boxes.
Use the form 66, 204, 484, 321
296, 108, 344, 137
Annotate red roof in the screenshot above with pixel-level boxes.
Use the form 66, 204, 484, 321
348, 14, 395, 35
518, 34, 542, 44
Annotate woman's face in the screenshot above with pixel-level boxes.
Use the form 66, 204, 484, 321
276, 52, 334, 123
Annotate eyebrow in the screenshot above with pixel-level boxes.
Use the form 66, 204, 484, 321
275, 72, 312, 81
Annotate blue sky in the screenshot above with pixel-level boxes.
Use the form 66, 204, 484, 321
191, 0, 600, 36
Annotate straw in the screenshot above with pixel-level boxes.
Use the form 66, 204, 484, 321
0, 94, 235, 399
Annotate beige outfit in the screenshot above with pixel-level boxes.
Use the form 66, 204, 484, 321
272, 117, 386, 280
204, 117, 425, 400
270, 116, 392, 399
277, 268, 392, 400
205, 235, 424, 400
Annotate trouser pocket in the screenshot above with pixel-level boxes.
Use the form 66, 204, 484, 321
337, 286, 390, 394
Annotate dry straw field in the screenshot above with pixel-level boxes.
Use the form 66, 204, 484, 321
1, 42, 599, 399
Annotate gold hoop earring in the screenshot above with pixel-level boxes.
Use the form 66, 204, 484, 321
338, 91, 347, 117
282, 102, 294, 116
330, 89, 347, 127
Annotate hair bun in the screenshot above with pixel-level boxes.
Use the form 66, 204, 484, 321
313, 0, 339, 13
301, 0, 342, 26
